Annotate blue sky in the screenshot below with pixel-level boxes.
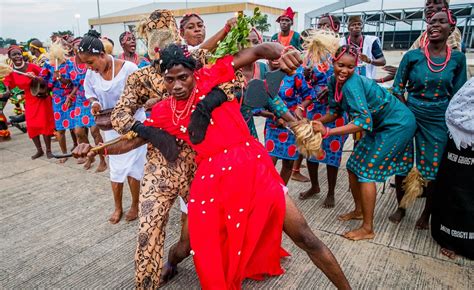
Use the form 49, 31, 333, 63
0, 0, 470, 43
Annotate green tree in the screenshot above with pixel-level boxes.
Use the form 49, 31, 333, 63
4, 38, 17, 46
255, 14, 270, 33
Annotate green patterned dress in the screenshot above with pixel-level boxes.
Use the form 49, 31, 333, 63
328, 74, 417, 182
392, 49, 466, 180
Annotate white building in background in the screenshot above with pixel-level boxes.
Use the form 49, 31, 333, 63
88, 2, 297, 55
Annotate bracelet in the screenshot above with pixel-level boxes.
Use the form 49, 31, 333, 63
322, 127, 331, 139
224, 24, 231, 33
92, 101, 101, 107
297, 105, 305, 111
103, 147, 108, 156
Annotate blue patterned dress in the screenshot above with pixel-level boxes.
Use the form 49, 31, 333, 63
329, 74, 417, 182
392, 49, 467, 180
264, 66, 313, 160
306, 61, 348, 167
40, 60, 75, 130
66, 58, 95, 128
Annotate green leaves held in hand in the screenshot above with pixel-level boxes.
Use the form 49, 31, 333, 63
210, 8, 265, 63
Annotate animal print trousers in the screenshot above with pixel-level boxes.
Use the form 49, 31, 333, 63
135, 143, 196, 289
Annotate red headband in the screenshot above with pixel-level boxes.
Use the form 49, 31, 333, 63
334, 46, 359, 66
442, 8, 457, 25
7, 45, 22, 56
120, 31, 133, 45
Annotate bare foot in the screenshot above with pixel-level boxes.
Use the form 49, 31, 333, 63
388, 208, 406, 224
338, 210, 363, 221
31, 150, 44, 160
415, 213, 430, 230
125, 207, 139, 221
323, 194, 335, 208
46, 151, 53, 159
343, 227, 375, 241
95, 158, 107, 173
291, 172, 310, 182
161, 262, 178, 284
77, 157, 86, 165
0, 136, 11, 142
299, 186, 320, 200
109, 209, 123, 224
57, 157, 68, 164
440, 248, 456, 259
84, 156, 95, 170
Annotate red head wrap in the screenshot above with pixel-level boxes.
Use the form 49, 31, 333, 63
7, 45, 22, 56
277, 7, 295, 23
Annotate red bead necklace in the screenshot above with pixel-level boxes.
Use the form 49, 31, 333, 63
335, 81, 343, 103
424, 42, 451, 73
347, 36, 363, 53
170, 88, 196, 126
119, 53, 139, 65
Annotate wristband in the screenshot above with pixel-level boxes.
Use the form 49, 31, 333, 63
92, 101, 101, 107
297, 105, 305, 111
224, 24, 231, 33
322, 127, 331, 139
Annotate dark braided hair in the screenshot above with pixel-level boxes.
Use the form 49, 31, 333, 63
180, 13, 203, 31
333, 45, 359, 65
159, 44, 197, 73
78, 30, 105, 54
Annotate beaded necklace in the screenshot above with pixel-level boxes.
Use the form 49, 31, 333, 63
170, 88, 196, 126
424, 42, 451, 73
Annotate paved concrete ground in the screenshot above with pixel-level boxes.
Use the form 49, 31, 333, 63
1, 51, 473, 288
1, 117, 473, 289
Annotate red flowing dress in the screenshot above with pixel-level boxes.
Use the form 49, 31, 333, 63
3, 64, 55, 138
145, 56, 288, 289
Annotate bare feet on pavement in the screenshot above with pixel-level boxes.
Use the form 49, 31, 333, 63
96, 158, 107, 173
338, 210, 363, 221
109, 209, 123, 224
291, 171, 310, 182
415, 213, 430, 230
388, 208, 406, 224
323, 194, 336, 208
343, 227, 375, 241
161, 262, 178, 284
299, 186, 320, 200
125, 207, 139, 221
31, 150, 44, 160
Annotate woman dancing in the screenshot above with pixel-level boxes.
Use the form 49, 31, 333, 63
312, 45, 417, 241
79, 30, 147, 224
299, 14, 349, 209
389, 9, 467, 228
66, 37, 107, 171
2, 45, 55, 158
39, 47, 76, 163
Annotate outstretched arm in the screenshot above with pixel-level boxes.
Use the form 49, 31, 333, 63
199, 18, 236, 52
232, 42, 284, 70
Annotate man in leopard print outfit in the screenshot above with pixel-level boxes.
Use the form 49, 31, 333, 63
111, 9, 245, 288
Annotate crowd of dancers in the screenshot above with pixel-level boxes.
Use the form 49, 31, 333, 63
1, 0, 472, 288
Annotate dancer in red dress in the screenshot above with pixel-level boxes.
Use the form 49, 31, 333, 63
73, 43, 349, 289
3, 45, 55, 158
140, 44, 350, 289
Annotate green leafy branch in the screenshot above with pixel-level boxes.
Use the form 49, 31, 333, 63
209, 8, 265, 63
